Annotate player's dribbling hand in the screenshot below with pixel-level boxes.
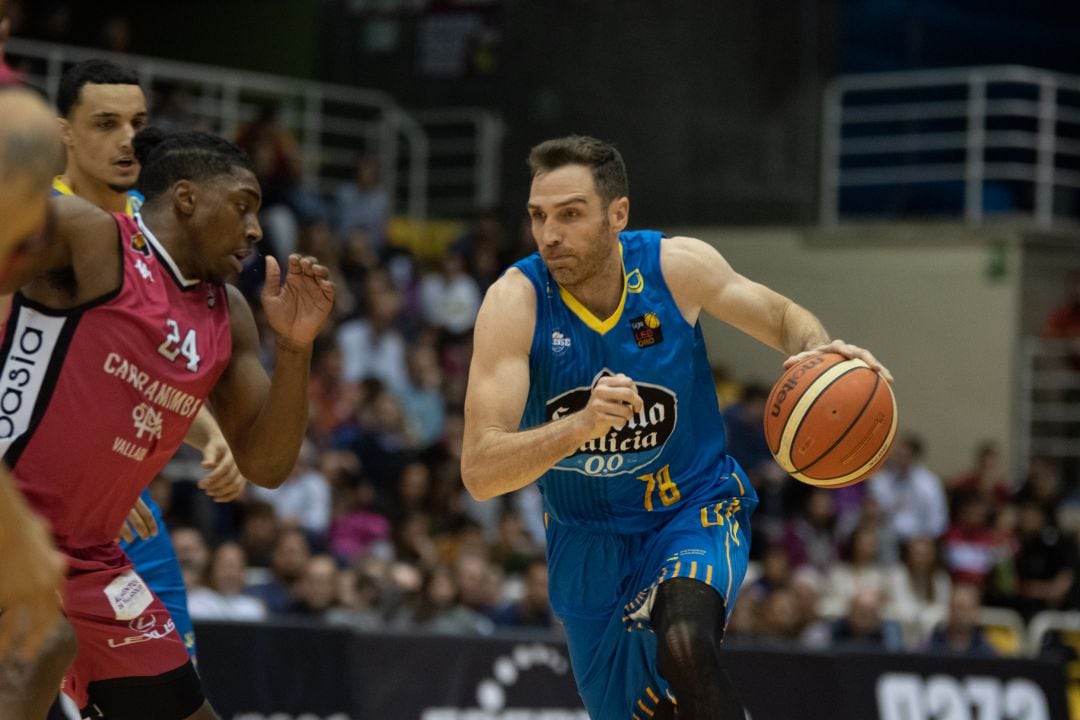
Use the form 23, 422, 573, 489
116, 497, 158, 544
0, 508, 63, 662
262, 254, 336, 351
783, 339, 894, 383
197, 435, 246, 503
580, 373, 644, 438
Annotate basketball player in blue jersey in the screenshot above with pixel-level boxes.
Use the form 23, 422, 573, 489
462, 136, 892, 720
51, 59, 245, 664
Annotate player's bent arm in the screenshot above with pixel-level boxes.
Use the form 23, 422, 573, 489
0, 467, 63, 661
209, 285, 305, 489
661, 235, 829, 355
461, 270, 597, 501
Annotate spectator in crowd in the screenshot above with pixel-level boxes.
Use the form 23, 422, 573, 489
790, 567, 832, 649
419, 250, 482, 338
327, 568, 385, 631
187, 542, 268, 621
334, 154, 390, 250
947, 440, 1012, 516
247, 528, 312, 614
288, 554, 342, 618
454, 553, 501, 620
491, 557, 554, 630
393, 563, 494, 635
748, 544, 793, 600
1041, 268, 1080, 364
887, 536, 951, 629
1009, 500, 1078, 619
822, 525, 892, 617
868, 434, 949, 541
754, 587, 804, 646
489, 509, 542, 576
397, 345, 447, 453
328, 481, 392, 565
1014, 456, 1068, 518
942, 494, 1004, 587
249, 440, 332, 542
830, 587, 903, 651
925, 583, 997, 657
171, 526, 210, 591
781, 489, 840, 573
337, 270, 408, 391
237, 500, 282, 571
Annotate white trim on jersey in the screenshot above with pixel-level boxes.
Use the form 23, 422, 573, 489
136, 213, 201, 289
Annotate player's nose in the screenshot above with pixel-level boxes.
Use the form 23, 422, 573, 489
246, 217, 263, 245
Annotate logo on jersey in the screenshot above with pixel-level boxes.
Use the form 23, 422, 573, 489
130, 231, 150, 256
134, 258, 153, 281
626, 268, 644, 293
545, 369, 677, 476
132, 403, 163, 441
551, 330, 571, 355
630, 312, 664, 348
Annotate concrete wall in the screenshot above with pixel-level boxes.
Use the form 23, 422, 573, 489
675, 225, 1023, 478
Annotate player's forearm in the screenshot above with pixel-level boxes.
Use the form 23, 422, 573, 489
182, 405, 221, 451
462, 412, 593, 501
778, 301, 830, 355
232, 342, 312, 488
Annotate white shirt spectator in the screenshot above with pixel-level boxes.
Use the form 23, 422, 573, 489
188, 587, 268, 621
869, 461, 948, 541
336, 318, 408, 392
250, 468, 332, 537
419, 261, 481, 335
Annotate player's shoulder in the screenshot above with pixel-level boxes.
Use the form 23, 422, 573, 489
483, 266, 535, 308
659, 234, 720, 274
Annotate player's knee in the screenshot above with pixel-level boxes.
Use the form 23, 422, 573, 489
657, 615, 718, 668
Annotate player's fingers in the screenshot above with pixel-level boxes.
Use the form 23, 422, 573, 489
204, 466, 241, 495
263, 255, 281, 292
129, 500, 157, 540
118, 523, 135, 544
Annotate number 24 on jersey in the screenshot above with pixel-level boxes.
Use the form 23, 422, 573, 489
158, 319, 201, 372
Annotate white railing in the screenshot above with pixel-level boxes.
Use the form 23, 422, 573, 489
6, 38, 504, 219
1017, 337, 1080, 477
821, 65, 1080, 228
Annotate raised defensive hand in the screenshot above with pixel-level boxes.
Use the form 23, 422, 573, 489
262, 254, 336, 350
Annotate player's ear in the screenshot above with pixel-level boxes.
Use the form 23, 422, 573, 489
56, 116, 73, 148
172, 179, 196, 216
609, 196, 629, 233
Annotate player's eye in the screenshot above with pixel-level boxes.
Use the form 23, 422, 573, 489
98, 120, 115, 130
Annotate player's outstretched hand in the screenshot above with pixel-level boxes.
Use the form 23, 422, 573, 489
197, 435, 246, 503
581, 373, 644, 438
783, 338, 894, 383
262, 254, 336, 350
116, 497, 158, 544
0, 503, 63, 662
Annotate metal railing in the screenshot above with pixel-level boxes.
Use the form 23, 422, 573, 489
821, 65, 1080, 228
6, 38, 505, 219
1017, 337, 1080, 477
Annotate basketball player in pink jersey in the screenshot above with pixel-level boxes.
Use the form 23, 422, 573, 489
0, 126, 334, 719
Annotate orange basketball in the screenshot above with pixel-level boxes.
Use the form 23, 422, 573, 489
763, 352, 897, 488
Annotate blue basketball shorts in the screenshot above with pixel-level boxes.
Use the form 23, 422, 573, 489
545, 489, 754, 720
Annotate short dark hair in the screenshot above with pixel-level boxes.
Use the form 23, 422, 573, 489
57, 59, 140, 117
133, 127, 253, 202
527, 135, 628, 204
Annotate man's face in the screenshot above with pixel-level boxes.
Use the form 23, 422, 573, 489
186, 166, 263, 283
61, 82, 147, 191
527, 163, 626, 289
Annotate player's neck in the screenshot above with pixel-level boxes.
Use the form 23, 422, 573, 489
563, 247, 624, 320
139, 207, 198, 277
60, 168, 127, 214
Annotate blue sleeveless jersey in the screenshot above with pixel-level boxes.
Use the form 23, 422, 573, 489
515, 230, 757, 534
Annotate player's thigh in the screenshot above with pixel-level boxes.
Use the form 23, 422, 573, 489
80, 660, 208, 720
